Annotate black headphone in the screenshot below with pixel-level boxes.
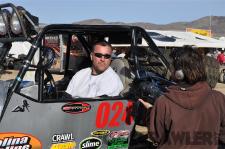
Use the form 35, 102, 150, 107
173, 53, 185, 81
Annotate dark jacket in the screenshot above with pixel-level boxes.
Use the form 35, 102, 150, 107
149, 81, 225, 149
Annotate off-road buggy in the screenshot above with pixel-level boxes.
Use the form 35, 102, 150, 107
0, 3, 38, 78
9, 3, 225, 149
0, 3, 175, 149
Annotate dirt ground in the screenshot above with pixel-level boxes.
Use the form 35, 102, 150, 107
1, 70, 225, 94
0, 70, 63, 81
0, 70, 19, 80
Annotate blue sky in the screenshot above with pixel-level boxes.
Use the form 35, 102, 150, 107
1, 0, 225, 24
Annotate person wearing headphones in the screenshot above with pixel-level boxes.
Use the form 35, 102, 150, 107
66, 41, 123, 98
139, 46, 225, 149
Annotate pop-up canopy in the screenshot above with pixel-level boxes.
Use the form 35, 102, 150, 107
146, 30, 225, 49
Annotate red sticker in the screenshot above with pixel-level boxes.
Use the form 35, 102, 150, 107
96, 101, 134, 128
62, 102, 91, 114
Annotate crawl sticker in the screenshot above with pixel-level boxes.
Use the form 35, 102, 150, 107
62, 102, 91, 114
51, 133, 76, 149
91, 130, 110, 137
0, 132, 42, 149
79, 137, 102, 149
107, 130, 130, 149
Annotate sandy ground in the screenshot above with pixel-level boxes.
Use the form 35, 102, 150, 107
0, 70, 20, 81
214, 83, 225, 94
0, 70, 63, 81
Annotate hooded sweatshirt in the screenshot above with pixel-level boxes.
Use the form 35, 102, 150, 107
149, 81, 225, 149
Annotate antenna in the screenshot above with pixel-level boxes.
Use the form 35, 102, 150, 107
209, 15, 212, 37
209, 15, 212, 30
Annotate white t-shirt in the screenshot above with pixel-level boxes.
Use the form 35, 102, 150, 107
66, 67, 124, 98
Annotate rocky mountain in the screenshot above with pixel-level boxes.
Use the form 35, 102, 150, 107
74, 16, 225, 38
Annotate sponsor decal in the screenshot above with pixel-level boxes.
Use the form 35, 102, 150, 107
51, 142, 76, 149
0, 132, 42, 149
107, 130, 129, 149
62, 102, 91, 114
96, 101, 134, 128
91, 130, 110, 137
51, 133, 76, 149
186, 28, 212, 37
108, 130, 129, 139
52, 133, 75, 143
79, 137, 102, 149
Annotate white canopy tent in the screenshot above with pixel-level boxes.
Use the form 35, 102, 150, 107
146, 30, 225, 49
9, 41, 31, 58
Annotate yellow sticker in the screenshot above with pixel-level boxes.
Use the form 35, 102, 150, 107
50, 141, 76, 149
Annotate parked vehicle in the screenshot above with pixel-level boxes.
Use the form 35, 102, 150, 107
0, 3, 175, 148
0, 3, 38, 78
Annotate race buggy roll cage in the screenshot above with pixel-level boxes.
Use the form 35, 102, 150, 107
0, 25, 173, 121
0, 3, 173, 123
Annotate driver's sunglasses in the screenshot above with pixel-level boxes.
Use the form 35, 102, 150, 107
94, 53, 111, 59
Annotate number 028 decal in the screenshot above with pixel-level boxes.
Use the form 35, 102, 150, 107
95, 101, 134, 128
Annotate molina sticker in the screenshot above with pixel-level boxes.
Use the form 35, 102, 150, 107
0, 132, 42, 149
79, 137, 102, 149
62, 102, 91, 114
91, 130, 110, 137
51, 133, 76, 149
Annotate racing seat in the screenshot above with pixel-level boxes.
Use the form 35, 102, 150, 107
110, 58, 133, 95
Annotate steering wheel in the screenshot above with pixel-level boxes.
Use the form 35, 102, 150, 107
130, 69, 175, 104
137, 69, 175, 85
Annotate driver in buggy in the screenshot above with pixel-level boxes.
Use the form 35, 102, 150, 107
66, 41, 124, 98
